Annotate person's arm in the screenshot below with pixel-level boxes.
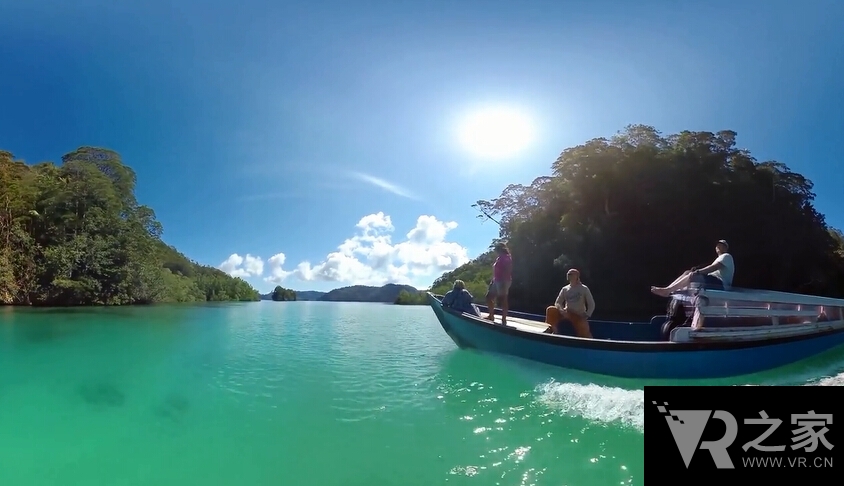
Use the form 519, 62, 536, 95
555, 287, 566, 311
460, 290, 474, 310
696, 255, 725, 274
442, 291, 454, 307
584, 286, 596, 318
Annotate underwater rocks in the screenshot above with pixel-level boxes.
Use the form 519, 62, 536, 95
153, 393, 190, 422
76, 381, 192, 424
77, 382, 126, 409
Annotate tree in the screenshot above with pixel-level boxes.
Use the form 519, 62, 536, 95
393, 289, 426, 305
271, 285, 296, 301
433, 125, 844, 319
0, 147, 260, 305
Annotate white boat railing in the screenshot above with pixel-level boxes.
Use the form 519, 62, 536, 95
678, 285, 844, 308
697, 307, 819, 318
666, 285, 844, 338
670, 319, 844, 343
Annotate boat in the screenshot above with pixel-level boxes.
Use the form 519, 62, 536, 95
426, 284, 844, 379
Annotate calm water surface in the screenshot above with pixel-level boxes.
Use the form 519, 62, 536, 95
1, 302, 843, 485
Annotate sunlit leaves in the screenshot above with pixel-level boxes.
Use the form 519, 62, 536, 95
0, 148, 261, 305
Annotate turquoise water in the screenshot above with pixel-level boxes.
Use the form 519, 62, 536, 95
2, 302, 843, 485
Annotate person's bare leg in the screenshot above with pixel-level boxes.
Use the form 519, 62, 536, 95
486, 295, 495, 321
544, 306, 559, 333
651, 271, 693, 297
500, 294, 508, 326
667, 270, 693, 288
571, 314, 593, 339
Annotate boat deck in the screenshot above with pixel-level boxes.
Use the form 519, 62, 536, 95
488, 314, 549, 333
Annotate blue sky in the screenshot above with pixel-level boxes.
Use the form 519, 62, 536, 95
1, 0, 843, 293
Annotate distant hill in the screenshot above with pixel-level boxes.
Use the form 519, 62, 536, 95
259, 285, 419, 303
260, 289, 325, 301
296, 290, 327, 301
318, 284, 419, 303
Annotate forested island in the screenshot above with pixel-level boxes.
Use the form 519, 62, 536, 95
322, 283, 418, 303
262, 284, 423, 304
261, 286, 297, 301
428, 125, 844, 320
0, 148, 260, 306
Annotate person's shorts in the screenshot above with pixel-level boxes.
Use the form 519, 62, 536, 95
486, 280, 511, 300
690, 272, 724, 290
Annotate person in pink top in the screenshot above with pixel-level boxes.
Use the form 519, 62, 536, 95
485, 242, 512, 325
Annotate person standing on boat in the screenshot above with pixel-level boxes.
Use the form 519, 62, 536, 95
485, 242, 512, 325
442, 280, 481, 316
650, 239, 735, 297
544, 268, 595, 338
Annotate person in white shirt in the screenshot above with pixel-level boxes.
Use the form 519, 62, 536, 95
650, 240, 735, 297
544, 268, 596, 338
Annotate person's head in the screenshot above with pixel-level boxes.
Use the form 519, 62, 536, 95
494, 242, 510, 255
453, 279, 465, 290
716, 240, 729, 255
566, 268, 581, 284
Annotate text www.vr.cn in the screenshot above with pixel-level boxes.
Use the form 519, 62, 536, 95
742, 457, 833, 468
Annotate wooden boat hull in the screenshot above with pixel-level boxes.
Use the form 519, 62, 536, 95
427, 293, 844, 379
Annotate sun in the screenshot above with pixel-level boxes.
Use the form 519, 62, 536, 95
457, 107, 536, 159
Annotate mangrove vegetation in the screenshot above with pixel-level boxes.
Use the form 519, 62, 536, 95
0, 147, 260, 306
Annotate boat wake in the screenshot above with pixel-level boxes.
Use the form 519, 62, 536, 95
809, 372, 844, 386
534, 381, 644, 432
533, 368, 844, 434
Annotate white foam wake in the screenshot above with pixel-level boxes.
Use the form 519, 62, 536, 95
533, 367, 843, 434
535, 381, 644, 432
808, 373, 844, 386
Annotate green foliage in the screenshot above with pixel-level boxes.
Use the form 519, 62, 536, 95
393, 289, 427, 305
0, 148, 260, 306
271, 285, 297, 301
430, 251, 495, 304
433, 125, 844, 319
321, 283, 418, 303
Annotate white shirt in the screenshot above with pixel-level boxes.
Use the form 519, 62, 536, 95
709, 252, 735, 289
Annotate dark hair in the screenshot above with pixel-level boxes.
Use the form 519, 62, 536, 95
495, 242, 510, 254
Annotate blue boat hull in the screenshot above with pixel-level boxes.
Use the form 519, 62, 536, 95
427, 293, 844, 379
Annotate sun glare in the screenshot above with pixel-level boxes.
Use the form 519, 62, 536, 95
457, 107, 536, 159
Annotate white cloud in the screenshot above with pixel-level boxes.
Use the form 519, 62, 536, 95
218, 253, 264, 278
350, 172, 418, 200
265, 252, 291, 283
262, 212, 469, 288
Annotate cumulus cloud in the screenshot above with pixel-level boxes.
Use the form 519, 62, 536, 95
265, 252, 291, 282
262, 212, 469, 287
218, 253, 264, 278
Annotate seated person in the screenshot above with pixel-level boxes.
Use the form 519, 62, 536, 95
544, 268, 595, 338
651, 239, 735, 297
441, 280, 480, 316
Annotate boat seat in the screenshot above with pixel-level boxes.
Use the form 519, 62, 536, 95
669, 326, 690, 342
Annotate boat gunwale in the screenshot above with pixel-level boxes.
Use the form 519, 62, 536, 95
428, 292, 844, 353
675, 286, 844, 308
673, 319, 844, 342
